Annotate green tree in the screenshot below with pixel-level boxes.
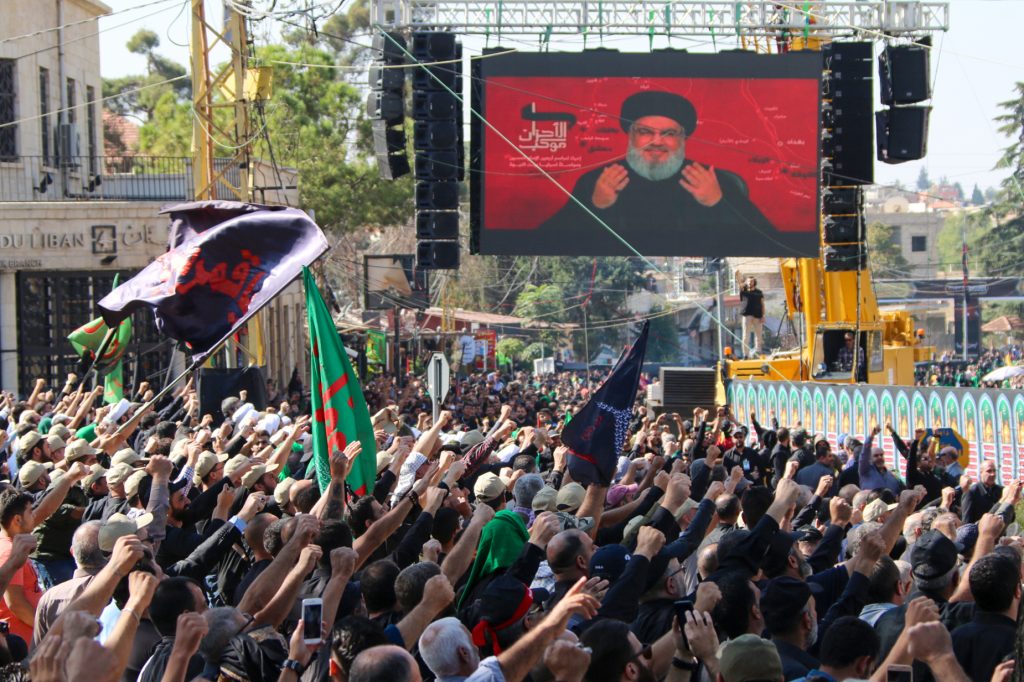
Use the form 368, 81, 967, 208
916, 167, 930, 190
646, 308, 681, 362
866, 222, 910, 278
935, 211, 988, 275
514, 283, 566, 346
971, 184, 984, 205
102, 29, 190, 121
496, 338, 525, 368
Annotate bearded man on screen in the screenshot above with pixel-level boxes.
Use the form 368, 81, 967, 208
537, 91, 779, 255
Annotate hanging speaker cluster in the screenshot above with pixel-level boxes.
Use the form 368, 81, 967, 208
821, 42, 874, 186
368, 32, 409, 180
411, 31, 463, 270
876, 39, 931, 163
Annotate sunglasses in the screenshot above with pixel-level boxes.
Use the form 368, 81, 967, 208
630, 643, 653, 662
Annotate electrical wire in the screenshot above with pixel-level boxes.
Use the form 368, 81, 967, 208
0, 0, 182, 46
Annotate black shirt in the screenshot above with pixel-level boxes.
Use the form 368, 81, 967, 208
740, 288, 764, 318
951, 610, 1015, 682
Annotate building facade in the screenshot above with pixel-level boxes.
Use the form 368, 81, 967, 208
0, 1, 307, 395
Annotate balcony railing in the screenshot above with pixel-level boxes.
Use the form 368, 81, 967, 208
0, 155, 194, 202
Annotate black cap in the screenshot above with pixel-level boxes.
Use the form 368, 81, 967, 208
762, 530, 803, 578
619, 91, 698, 135
911, 530, 963, 580
168, 478, 190, 495
796, 525, 823, 543
589, 544, 632, 583
474, 573, 534, 628
760, 576, 823, 621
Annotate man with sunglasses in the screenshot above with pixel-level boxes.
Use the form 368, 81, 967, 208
535, 91, 779, 256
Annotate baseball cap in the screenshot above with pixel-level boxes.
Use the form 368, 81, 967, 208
796, 525, 824, 544
98, 512, 153, 552
376, 450, 394, 473
673, 497, 700, 522
45, 434, 67, 452
64, 439, 101, 463
863, 499, 898, 524
760, 576, 823, 623
105, 462, 135, 487
532, 486, 557, 513
911, 530, 963, 580
274, 477, 296, 507
241, 464, 268, 489
718, 635, 784, 682
589, 544, 632, 583
81, 464, 107, 488
474, 472, 506, 504
18, 460, 52, 487
469, 574, 535, 653
955, 523, 979, 556
461, 430, 485, 449
17, 431, 43, 452
194, 451, 228, 480
224, 455, 251, 480
112, 448, 146, 467
607, 483, 638, 507
124, 470, 149, 499
48, 424, 72, 441
556, 482, 585, 512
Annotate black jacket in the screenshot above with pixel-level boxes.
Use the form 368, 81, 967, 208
961, 482, 1002, 523
951, 610, 1016, 682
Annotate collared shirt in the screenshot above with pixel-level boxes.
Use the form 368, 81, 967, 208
438, 656, 506, 682
32, 567, 101, 646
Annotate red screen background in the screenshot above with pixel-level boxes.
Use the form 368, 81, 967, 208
482, 76, 820, 234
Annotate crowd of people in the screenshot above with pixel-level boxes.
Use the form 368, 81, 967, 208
0, 366, 1019, 682
916, 346, 1024, 389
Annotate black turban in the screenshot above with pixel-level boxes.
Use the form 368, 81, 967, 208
619, 91, 698, 135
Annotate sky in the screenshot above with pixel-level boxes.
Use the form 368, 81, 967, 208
97, 0, 1024, 194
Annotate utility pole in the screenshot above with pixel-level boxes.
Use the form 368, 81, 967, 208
960, 221, 969, 361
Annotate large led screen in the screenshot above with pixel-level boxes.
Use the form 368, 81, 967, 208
470, 50, 823, 257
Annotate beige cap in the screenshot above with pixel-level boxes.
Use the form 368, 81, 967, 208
224, 455, 251, 479
17, 431, 43, 452
274, 477, 296, 507
241, 465, 268, 489
124, 470, 149, 499
48, 424, 72, 441
194, 451, 229, 480
474, 472, 506, 503
45, 434, 67, 452
532, 486, 558, 513
18, 410, 40, 425
863, 498, 898, 523
556, 482, 586, 513
673, 497, 700, 521
98, 512, 153, 552
81, 464, 108, 488
19, 460, 52, 487
718, 635, 784, 682
49, 468, 66, 487
65, 439, 101, 463
105, 462, 135, 486
112, 448, 146, 467
376, 451, 395, 474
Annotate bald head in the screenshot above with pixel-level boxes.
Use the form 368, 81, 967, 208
245, 513, 278, 560
546, 529, 593, 579
349, 645, 421, 682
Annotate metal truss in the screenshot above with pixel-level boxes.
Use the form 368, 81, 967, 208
371, 1, 949, 38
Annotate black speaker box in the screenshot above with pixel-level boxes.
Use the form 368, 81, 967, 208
824, 244, 866, 271
414, 121, 458, 151
823, 187, 861, 215
368, 61, 404, 92
198, 366, 267, 426
879, 44, 931, 105
876, 106, 930, 163
372, 31, 407, 64
415, 181, 459, 210
415, 151, 459, 180
416, 211, 459, 240
824, 215, 863, 244
412, 32, 458, 61
417, 240, 459, 270
413, 91, 458, 120
366, 90, 403, 125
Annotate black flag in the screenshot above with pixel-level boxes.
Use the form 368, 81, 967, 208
563, 321, 650, 486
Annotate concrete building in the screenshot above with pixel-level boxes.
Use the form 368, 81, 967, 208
0, 1, 305, 394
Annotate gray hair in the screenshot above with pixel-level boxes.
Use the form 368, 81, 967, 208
71, 521, 104, 570
199, 607, 246, 661
846, 521, 882, 559
513, 474, 545, 510
915, 565, 958, 593
419, 617, 477, 678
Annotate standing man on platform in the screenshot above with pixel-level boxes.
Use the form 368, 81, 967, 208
740, 277, 765, 358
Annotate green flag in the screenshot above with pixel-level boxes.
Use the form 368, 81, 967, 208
68, 274, 131, 404
303, 267, 378, 495
104, 361, 124, 404
366, 330, 386, 365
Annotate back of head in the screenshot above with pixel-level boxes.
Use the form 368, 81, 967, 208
741, 487, 773, 528
866, 555, 901, 605
244, 513, 275, 555
715, 494, 741, 524
711, 570, 756, 640
317, 519, 354, 562
513, 473, 544, 510
199, 607, 244, 662
419, 617, 476, 678
432, 507, 461, 546
361, 560, 401, 614
817, 616, 879, 669
263, 518, 288, 556
294, 484, 320, 513
511, 454, 537, 473
349, 644, 416, 682
579, 619, 634, 682
71, 520, 104, 571
150, 577, 202, 636
969, 553, 1018, 613
331, 616, 389, 679
395, 561, 441, 614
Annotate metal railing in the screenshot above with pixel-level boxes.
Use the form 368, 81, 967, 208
0, 155, 194, 202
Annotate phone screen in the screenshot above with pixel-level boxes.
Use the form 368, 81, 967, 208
673, 599, 694, 647
302, 600, 323, 641
886, 666, 913, 682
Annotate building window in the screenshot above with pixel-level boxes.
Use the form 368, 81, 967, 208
0, 59, 17, 161
86, 85, 97, 176
66, 78, 76, 124
39, 68, 51, 165
911, 235, 927, 252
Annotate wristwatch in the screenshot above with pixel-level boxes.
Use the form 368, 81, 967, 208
282, 659, 305, 674
671, 656, 699, 671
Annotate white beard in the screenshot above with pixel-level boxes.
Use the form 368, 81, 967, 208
625, 140, 687, 181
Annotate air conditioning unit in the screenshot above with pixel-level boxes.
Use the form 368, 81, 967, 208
57, 123, 80, 165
